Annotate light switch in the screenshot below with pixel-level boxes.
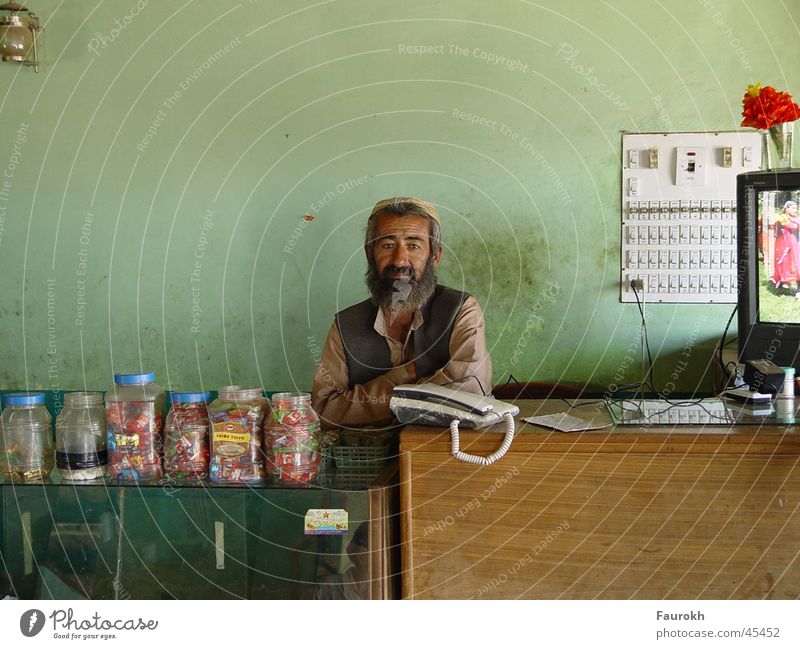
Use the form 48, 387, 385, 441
629, 149, 640, 168
743, 146, 753, 164
669, 250, 678, 267
675, 147, 707, 186
628, 177, 639, 197
722, 146, 733, 168
722, 200, 733, 216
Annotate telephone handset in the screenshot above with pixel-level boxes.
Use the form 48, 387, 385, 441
389, 383, 519, 465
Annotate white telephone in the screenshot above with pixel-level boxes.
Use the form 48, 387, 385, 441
389, 383, 519, 465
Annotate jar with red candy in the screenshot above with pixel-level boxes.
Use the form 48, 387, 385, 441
264, 392, 321, 484
164, 391, 211, 479
105, 371, 165, 480
208, 386, 268, 484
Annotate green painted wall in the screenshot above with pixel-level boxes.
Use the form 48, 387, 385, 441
1, 0, 798, 394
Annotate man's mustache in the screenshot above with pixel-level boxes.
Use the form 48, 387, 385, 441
383, 265, 416, 281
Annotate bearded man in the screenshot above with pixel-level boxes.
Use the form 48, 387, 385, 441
311, 196, 492, 428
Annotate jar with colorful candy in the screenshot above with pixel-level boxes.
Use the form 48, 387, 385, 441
105, 371, 165, 480
56, 391, 107, 481
208, 386, 268, 483
264, 392, 321, 484
0, 392, 53, 482
164, 391, 211, 479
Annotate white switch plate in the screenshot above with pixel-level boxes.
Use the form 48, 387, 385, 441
620, 131, 762, 304
675, 146, 707, 186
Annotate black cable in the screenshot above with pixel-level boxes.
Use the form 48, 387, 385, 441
716, 305, 738, 392
440, 375, 487, 396
559, 397, 606, 409
629, 284, 715, 404
630, 282, 657, 394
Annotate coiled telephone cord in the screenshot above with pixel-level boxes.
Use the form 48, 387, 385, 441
449, 412, 515, 465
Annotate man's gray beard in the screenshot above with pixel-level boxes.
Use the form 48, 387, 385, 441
366, 256, 438, 312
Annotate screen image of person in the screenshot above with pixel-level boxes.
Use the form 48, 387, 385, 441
761, 197, 800, 324
311, 196, 492, 429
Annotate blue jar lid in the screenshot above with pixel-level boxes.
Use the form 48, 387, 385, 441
170, 391, 212, 403
114, 372, 156, 385
3, 392, 46, 406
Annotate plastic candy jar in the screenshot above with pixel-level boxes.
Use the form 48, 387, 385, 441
264, 392, 321, 484
55, 391, 107, 480
0, 392, 54, 481
164, 391, 212, 478
208, 386, 268, 483
105, 371, 165, 480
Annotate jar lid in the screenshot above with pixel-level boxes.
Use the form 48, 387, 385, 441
2, 392, 45, 406
171, 391, 212, 403
114, 371, 156, 385
272, 391, 311, 402
218, 385, 262, 400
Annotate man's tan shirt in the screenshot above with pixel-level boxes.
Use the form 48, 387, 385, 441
311, 295, 492, 428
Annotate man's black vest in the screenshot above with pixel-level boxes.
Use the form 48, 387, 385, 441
335, 285, 468, 388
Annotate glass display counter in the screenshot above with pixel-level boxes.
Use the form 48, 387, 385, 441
0, 466, 399, 600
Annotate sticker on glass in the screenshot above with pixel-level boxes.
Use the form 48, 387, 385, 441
304, 508, 348, 535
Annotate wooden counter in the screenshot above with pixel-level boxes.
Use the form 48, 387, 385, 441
400, 400, 800, 599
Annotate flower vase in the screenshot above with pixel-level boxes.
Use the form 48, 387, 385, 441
764, 122, 794, 170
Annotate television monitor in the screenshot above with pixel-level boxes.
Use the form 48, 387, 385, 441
737, 168, 800, 371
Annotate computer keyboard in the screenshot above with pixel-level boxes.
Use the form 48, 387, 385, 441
608, 399, 737, 426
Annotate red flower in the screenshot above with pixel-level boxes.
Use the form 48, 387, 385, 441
741, 83, 800, 129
